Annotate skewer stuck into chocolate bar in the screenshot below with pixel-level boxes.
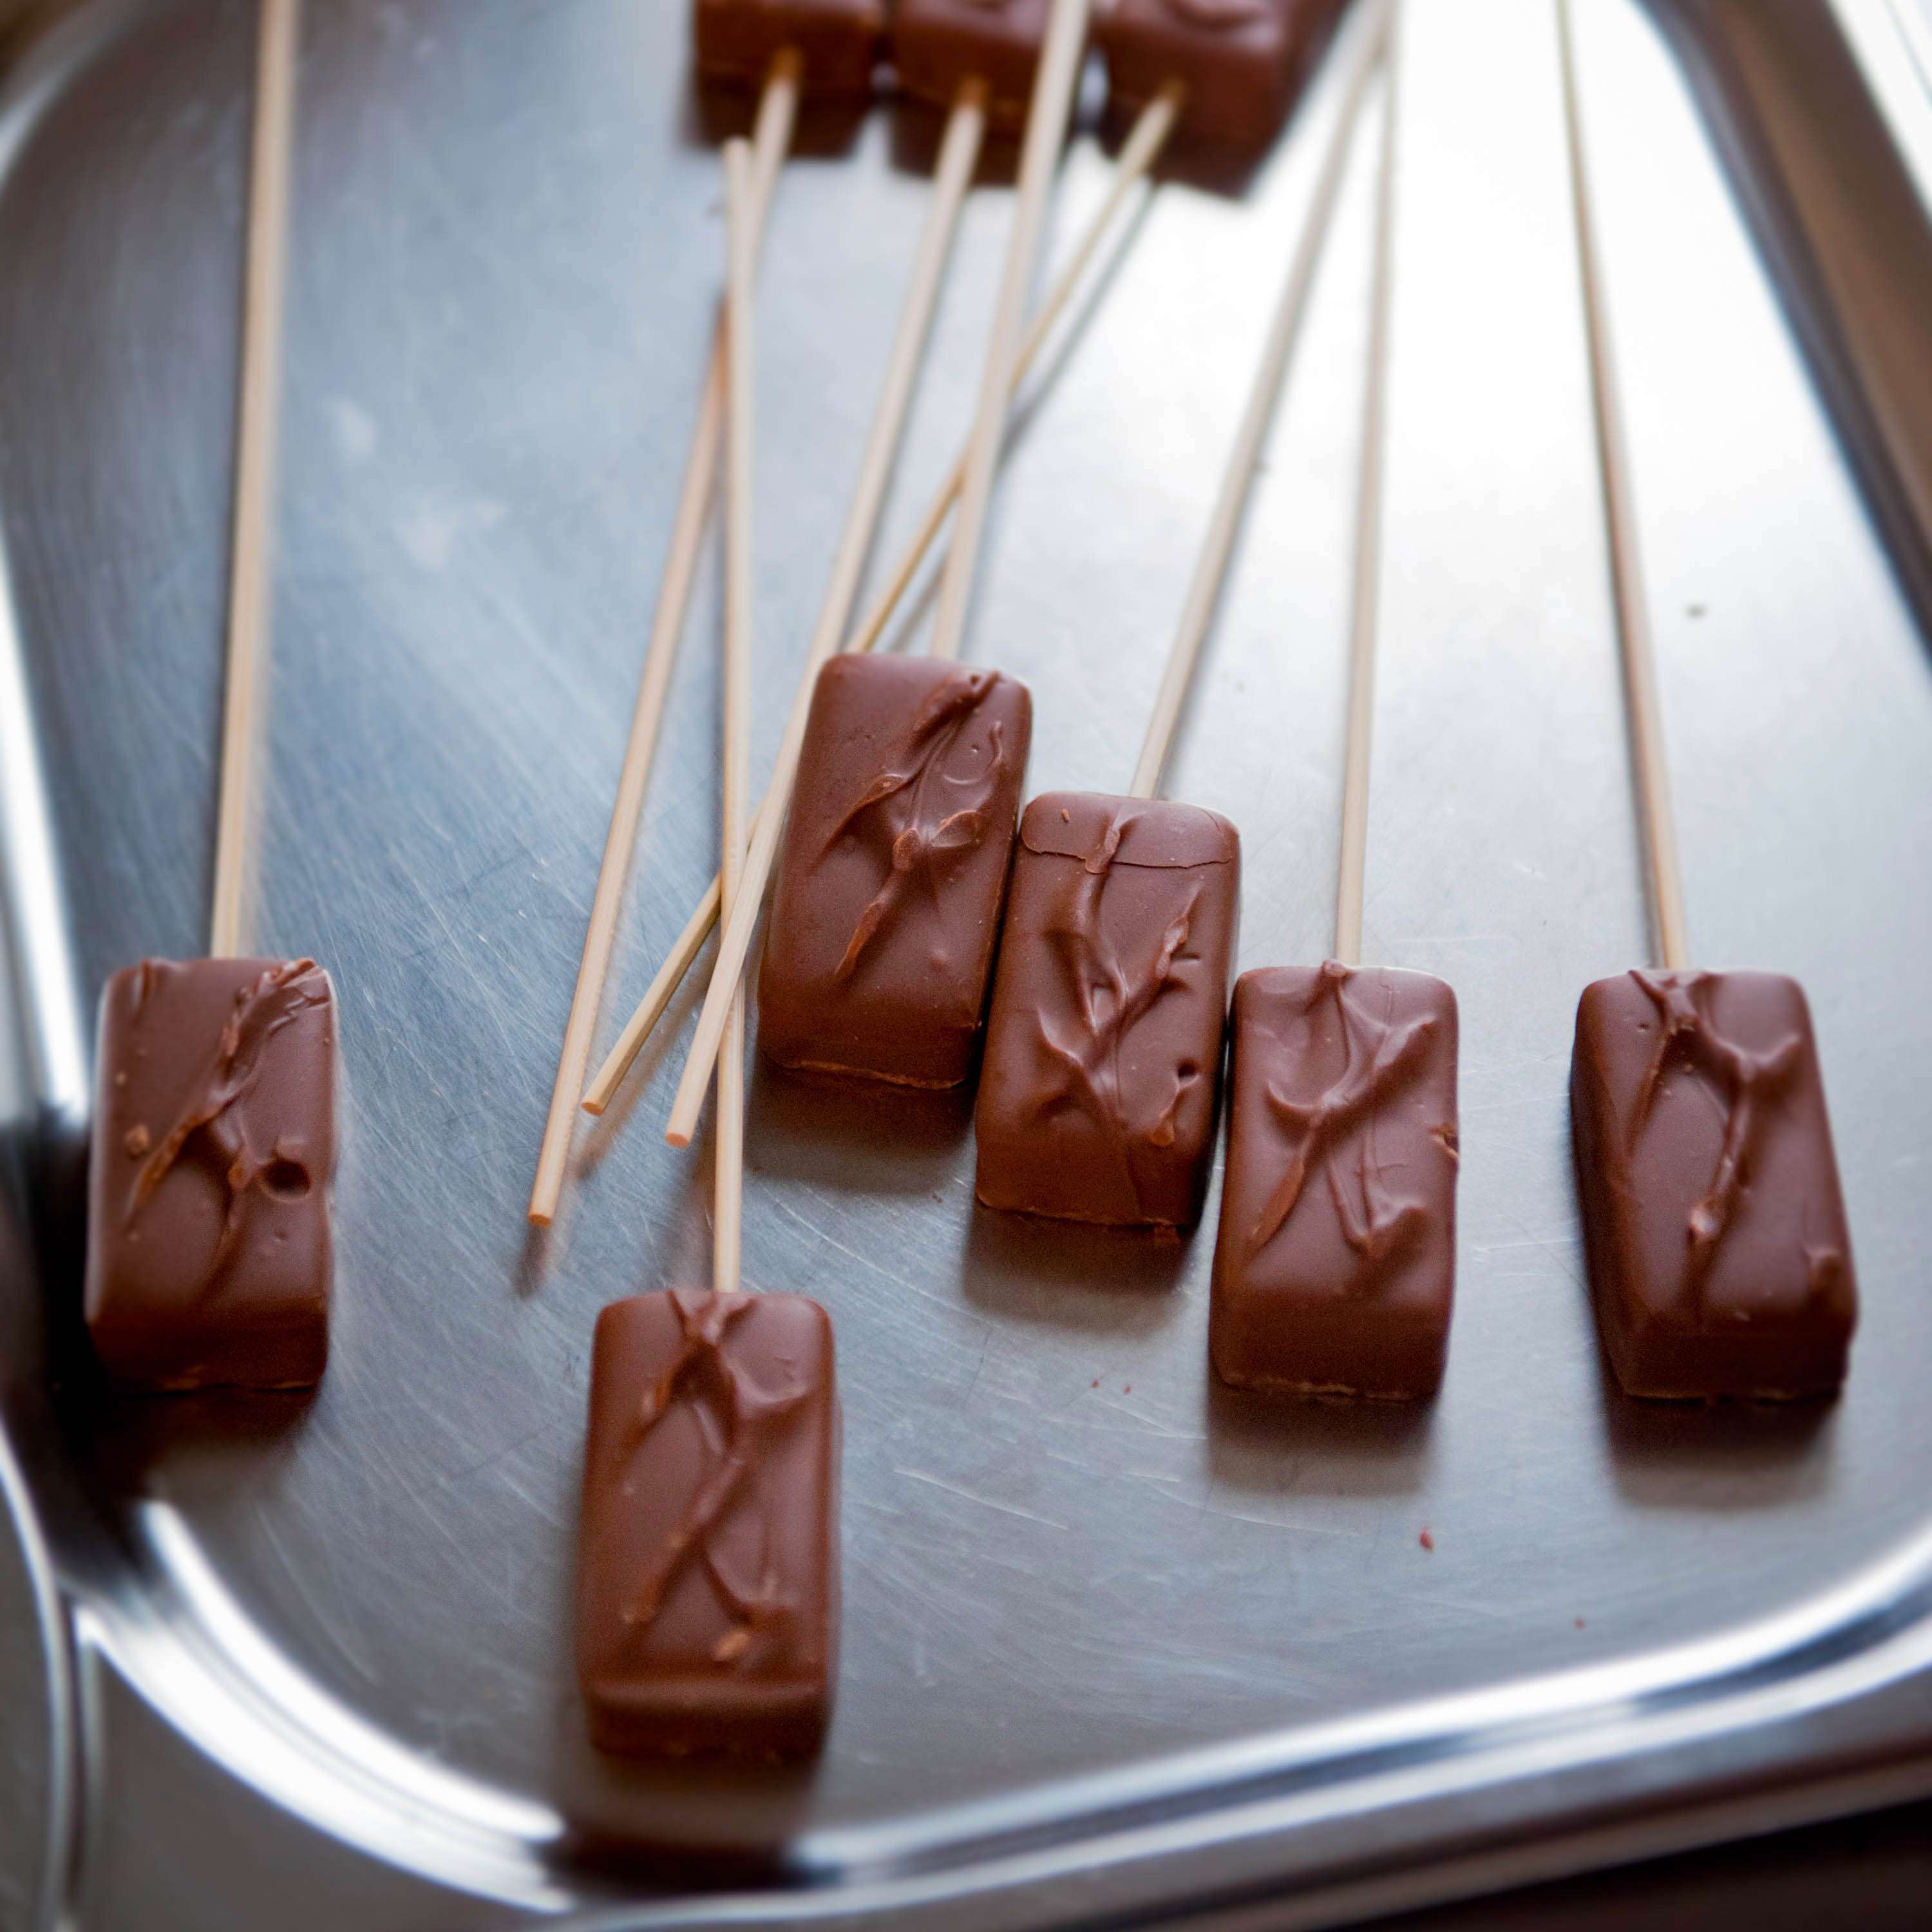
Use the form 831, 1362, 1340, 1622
1554, 0, 1854, 1400
211, 0, 299, 965
577, 157, 840, 1759
656, 73, 993, 1134
973, 2, 1388, 1231
86, 0, 340, 1396
714, 139, 762, 1293
929, 0, 1093, 668
1210, 1, 1462, 1402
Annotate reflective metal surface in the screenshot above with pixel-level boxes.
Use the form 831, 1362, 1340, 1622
1, 0, 1931, 1925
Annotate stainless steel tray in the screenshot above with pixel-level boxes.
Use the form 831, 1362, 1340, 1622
3, 0, 1932, 1926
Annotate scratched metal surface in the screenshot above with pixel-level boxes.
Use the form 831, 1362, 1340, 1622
2, 0, 1932, 1925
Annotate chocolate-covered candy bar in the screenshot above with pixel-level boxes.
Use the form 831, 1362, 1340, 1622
758, 653, 1032, 1087
694, 0, 885, 97
577, 1291, 840, 1759
891, 0, 1056, 126
1570, 969, 1857, 1400
1099, 0, 1336, 153
86, 956, 336, 1392
1210, 963, 1458, 1399
974, 793, 1239, 1227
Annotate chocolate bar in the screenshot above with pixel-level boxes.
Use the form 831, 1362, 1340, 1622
757, 653, 1032, 1088
1210, 963, 1458, 1399
86, 956, 336, 1392
1570, 969, 1857, 1400
974, 793, 1239, 1227
576, 1291, 840, 1759
890, 0, 1057, 126
693, 0, 885, 97
1099, 0, 1338, 153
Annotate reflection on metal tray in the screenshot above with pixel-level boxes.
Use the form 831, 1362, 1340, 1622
2, 0, 1931, 1926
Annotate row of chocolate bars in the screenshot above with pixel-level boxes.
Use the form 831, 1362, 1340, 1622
703, 0, 1327, 151
79, 0, 1859, 1770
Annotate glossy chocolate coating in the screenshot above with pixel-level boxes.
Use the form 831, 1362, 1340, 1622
1099, 0, 1338, 152
1570, 969, 1857, 1401
974, 793, 1239, 1227
1211, 963, 1459, 1399
86, 957, 336, 1392
891, 0, 1056, 126
758, 653, 1032, 1087
693, 0, 885, 97
576, 1291, 840, 1760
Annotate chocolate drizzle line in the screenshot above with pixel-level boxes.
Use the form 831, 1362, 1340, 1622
1251, 962, 1449, 1273
622, 1293, 810, 1669
823, 670, 1009, 981
1625, 969, 1826, 1307
1033, 809, 1204, 1215
126, 960, 329, 1301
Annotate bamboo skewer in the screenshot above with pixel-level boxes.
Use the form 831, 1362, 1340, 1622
806, 79, 987, 704
715, 140, 758, 1294
527, 52, 800, 1226
1128, 0, 1393, 803
928, 0, 1095, 663
661, 80, 987, 1148
1556, 0, 1689, 970
584, 876, 721, 1116
209, 0, 301, 960
1332, 1, 1402, 969
580, 85, 1182, 1119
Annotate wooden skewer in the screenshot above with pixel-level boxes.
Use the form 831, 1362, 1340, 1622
1332, 0, 1402, 969
580, 84, 1182, 1119
660, 79, 988, 1149
715, 140, 758, 1295
527, 52, 800, 1226
1128, 0, 1393, 802
1556, 0, 1689, 969
209, 0, 301, 960
928, 0, 1095, 662
583, 873, 721, 1115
